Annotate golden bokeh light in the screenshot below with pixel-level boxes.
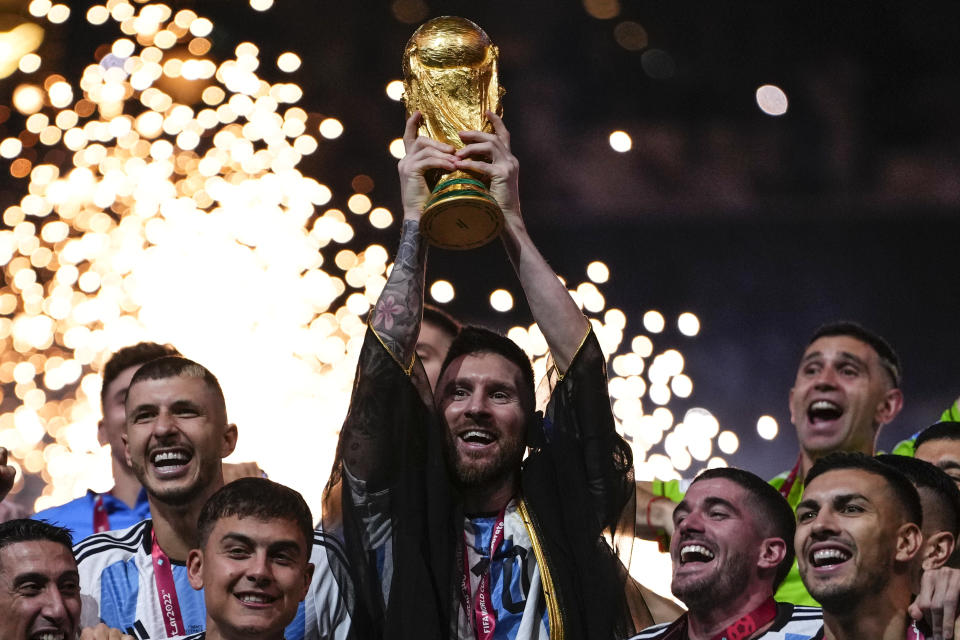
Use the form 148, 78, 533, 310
318, 117, 343, 139
490, 289, 514, 312
277, 52, 301, 73
388, 137, 405, 159
642, 309, 665, 333
608, 130, 632, 152
429, 280, 455, 304
385, 80, 404, 102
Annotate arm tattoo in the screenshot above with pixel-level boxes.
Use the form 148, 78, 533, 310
371, 219, 426, 365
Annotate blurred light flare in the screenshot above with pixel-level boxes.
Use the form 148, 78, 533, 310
756, 84, 789, 116
608, 130, 632, 152
430, 280, 455, 303
385, 80, 404, 102
490, 289, 514, 312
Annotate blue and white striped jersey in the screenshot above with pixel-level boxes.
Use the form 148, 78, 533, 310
75, 519, 351, 640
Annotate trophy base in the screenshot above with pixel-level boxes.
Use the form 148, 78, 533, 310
421, 176, 504, 250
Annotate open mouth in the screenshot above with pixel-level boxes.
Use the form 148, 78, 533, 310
30, 632, 68, 640
679, 543, 715, 565
807, 399, 843, 425
150, 448, 193, 475
809, 546, 852, 568
458, 429, 498, 447
235, 591, 278, 606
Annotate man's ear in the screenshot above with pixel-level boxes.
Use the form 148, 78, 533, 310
895, 522, 924, 563
97, 420, 108, 447
121, 430, 133, 467
758, 537, 788, 572
187, 549, 205, 590
876, 388, 904, 427
221, 423, 238, 458
922, 531, 956, 571
300, 562, 315, 601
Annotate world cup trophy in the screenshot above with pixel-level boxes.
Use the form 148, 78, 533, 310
403, 16, 505, 250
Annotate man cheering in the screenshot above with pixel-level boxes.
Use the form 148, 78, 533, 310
631, 468, 822, 640
323, 110, 647, 639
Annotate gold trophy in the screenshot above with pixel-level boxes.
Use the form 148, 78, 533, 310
403, 16, 505, 250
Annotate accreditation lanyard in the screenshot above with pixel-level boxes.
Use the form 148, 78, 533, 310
907, 619, 926, 640
150, 529, 185, 638
778, 457, 802, 500
93, 494, 110, 533
460, 509, 507, 640
708, 597, 777, 640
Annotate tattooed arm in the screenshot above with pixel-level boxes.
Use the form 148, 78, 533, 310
370, 112, 458, 367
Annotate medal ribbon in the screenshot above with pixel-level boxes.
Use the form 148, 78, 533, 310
151, 528, 185, 638
708, 597, 777, 640
460, 509, 507, 640
92, 494, 110, 533
778, 456, 803, 500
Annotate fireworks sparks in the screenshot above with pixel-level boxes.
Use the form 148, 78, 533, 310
0, 1, 390, 512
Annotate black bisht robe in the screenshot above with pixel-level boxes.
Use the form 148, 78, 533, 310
323, 325, 648, 639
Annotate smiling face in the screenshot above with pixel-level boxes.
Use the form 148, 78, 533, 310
789, 335, 902, 463
0, 540, 81, 640
436, 351, 529, 493
188, 515, 313, 640
670, 478, 777, 609
795, 468, 917, 610
123, 374, 236, 506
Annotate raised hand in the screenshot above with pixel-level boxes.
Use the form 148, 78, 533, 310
398, 111, 457, 221
453, 110, 521, 227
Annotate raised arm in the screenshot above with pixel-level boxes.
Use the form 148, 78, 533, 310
454, 112, 588, 372
371, 112, 458, 367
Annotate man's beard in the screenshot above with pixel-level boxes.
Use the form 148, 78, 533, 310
444, 428, 526, 490
131, 459, 209, 506
672, 547, 752, 611
806, 559, 888, 613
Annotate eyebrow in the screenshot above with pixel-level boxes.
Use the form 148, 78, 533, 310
220, 533, 303, 555
798, 492, 870, 512
702, 496, 740, 513
801, 351, 868, 369
170, 400, 204, 412
12, 570, 78, 586
937, 460, 960, 471
673, 496, 740, 517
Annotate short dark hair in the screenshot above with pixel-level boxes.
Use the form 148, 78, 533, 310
807, 452, 922, 527
808, 321, 901, 387
197, 478, 313, 556
438, 326, 535, 408
877, 454, 960, 538
916, 422, 960, 450
101, 342, 180, 407
690, 467, 796, 589
128, 356, 226, 412
423, 304, 461, 341
0, 519, 74, 564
